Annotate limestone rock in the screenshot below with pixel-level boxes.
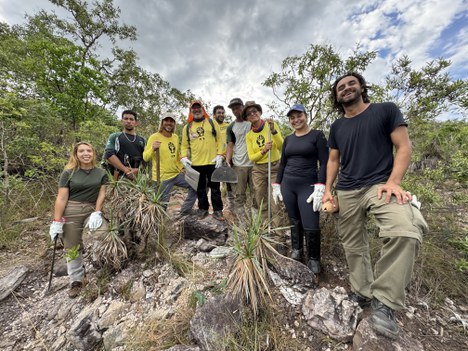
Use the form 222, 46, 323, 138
0, 266, 29, 301
302, 286, 360, 342
190, 295, 241, 350
66, 298, 103, 350
182, 215, 228, 245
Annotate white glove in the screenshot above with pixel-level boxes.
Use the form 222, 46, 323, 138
211, 155, 224, 168
181, 157, 192, 168
271, 183, 283, 204
306, 184, 325, 212
87, 211, 103, 231
411, 195, 421, 210
49, 220, 64, 241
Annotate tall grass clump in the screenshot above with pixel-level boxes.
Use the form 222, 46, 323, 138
226, 203, 278, 316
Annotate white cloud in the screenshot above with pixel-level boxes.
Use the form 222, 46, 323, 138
0, 0, 466, 116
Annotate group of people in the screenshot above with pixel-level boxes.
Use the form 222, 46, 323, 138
49, 72, 428, 340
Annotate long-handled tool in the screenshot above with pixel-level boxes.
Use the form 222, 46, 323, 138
47, 236, 58, 291
156, 148, 161, 186
267, 124, 272, 235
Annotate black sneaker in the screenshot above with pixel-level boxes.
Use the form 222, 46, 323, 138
212, 210, 225, 221
370, 299, 399, 339
349, 292, 372, 308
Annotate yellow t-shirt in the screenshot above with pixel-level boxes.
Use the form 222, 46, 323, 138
181, 118, 223, 166
143, 132, 182, 181
246, 122, 283, 164
217, 121, 230, 154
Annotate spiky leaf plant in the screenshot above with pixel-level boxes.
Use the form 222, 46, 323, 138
93, 216, 128, 270
106, 171, 167, 255
226, 202, 278, 316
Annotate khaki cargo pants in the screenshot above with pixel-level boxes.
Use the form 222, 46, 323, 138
337, 184, 428, 310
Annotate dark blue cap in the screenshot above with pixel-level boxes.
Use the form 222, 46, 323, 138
286, 104, 307, 116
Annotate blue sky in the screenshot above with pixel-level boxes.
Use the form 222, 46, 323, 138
0, 0, 466, 117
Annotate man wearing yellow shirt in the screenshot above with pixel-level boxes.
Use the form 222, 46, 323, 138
143, 112, 197, 215
213, 105, 235, 209
245, 101, 284, 237
181, 101, 224, 219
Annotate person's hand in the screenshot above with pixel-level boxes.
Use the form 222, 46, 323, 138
87, 211, 103, 231
271, 183, 283, 204
377, 181, 409, 204
125, 168, 138, 180
181, 157, 192, 168
267, 118, 276, 133
49, 219, 64, 241
306, 184, 325, 212
152, 140, 161, 151
211, 155, 224, 168
262, 141, 273, 154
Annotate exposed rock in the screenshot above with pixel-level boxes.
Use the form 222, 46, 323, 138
98, 300, 128, 330
190, 294, 242, 350
0, 266, 29, 301
302, 286, 360, 342
102, 321, 129, 351
353, 318, 424, 351
183, 214, 228, 245
196, 238, 216, 252
208, 246, 234, 259
66, 298, 103, 350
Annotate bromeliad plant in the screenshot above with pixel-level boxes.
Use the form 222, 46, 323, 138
93, 215, 128, 270
226, 203, 278, 316
106, 171, 168, 256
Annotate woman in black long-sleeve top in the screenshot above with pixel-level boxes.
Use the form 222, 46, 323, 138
272, 104, 328, 273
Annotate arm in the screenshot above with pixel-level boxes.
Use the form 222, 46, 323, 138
246, 134, 264, 163
143, 134, 159, 162
95, 185, 106, 212
270, 122, 284, 151
107, 154, 133, 177
53, 187, 69, 221
180, 125, 189, 159
226, 142, 234, 166
316, 131, 329, 184
377, 126, 412, 204
214, 121, 224, 156
323, 148, 340, 205
276, 137, 288, 184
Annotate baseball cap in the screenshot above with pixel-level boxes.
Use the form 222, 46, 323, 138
228, 98, 244, 108
161, 111, 177, 121
286, 104, 307, 117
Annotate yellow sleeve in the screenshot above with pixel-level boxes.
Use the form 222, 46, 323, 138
214, 120, 224, 155
271, 122, 284, 152
143, 133, 157, 162
181, 124, 189, 159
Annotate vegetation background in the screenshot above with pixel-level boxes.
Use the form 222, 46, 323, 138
0, 0, 466, 328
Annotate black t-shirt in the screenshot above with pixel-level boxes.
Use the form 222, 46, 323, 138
276, 129, 328, 184
104, 132, 146, 169
328, 102, 407, 190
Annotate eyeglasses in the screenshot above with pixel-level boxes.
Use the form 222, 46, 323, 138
246, 109, 259, 117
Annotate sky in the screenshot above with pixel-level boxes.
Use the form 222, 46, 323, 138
0, 0, 467, 118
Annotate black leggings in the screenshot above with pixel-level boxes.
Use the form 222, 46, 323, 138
192, 164, 223, 211
281, 176, 319, 230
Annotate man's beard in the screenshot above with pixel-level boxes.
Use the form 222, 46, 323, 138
338, 90, 361, 107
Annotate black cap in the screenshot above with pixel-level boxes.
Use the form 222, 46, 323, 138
228, 98, 244, 108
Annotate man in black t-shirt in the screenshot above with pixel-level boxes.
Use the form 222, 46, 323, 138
104, 110, 146, 180
323, 72, 428, 339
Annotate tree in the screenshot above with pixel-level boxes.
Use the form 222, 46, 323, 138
263, 44, 376, 130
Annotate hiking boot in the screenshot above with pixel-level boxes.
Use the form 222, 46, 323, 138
291, 249, 303, 261
68, 281, 82, 299
307, 259, 321, 274
370, 299, 399, 339
349, 292, 372, 308
197, 209, 209, 219
212, 210, 225, 221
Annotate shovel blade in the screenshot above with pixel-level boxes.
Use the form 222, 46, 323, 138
211, 166, 238, 183
184, 165, 200, 190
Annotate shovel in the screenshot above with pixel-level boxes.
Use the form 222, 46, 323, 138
184, 164, 200, 190
211, 162, 238, 183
